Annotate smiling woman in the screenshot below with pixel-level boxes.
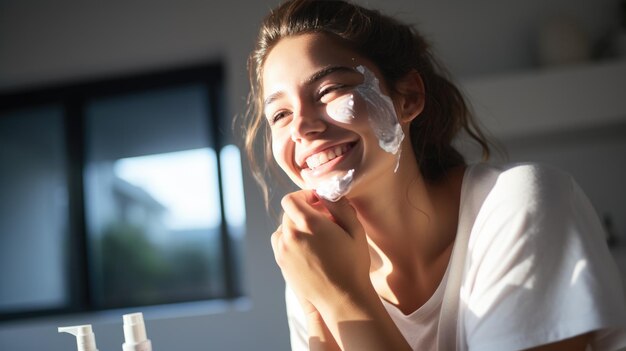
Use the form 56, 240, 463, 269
240, 0, 626, 350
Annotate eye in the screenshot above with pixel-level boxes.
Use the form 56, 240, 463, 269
269, 110, 292, 125
318, 84, 346, 103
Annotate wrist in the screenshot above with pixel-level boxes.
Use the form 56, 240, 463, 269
320, 284, 383, 324
306, 310, 341, 351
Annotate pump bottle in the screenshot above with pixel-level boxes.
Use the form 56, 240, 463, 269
58, 324, 99, 351
123, 312, 152, 351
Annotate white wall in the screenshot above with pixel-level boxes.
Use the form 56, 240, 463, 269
0, 0, 622, 350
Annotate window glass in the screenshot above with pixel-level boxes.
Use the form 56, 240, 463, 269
219, 145, 246, 238
84, 85, 227, 308
219, 145, 246, 293
0, 106, 69, 313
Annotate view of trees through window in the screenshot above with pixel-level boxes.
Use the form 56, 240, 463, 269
86, 148, 228, 308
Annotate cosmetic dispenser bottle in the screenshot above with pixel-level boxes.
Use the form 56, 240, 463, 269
122, 312, 152, 351
58, 324, 99, 351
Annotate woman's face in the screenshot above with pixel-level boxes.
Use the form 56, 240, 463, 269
262, 32, 403, 198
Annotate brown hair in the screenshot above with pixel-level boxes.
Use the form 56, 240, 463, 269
242, 0, 491, 207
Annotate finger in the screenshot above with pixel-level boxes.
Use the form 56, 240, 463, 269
270, 226, 282, 256
321, 197, 364, 240
281, 190, 326, 230
271, 225, 295, 268
280, 212, 305, 243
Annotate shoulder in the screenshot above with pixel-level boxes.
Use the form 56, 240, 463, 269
459, 163, 626, 351
496, 162, 573, 193
466, 162, 576, 217
462, 162, 609, 282
470, 162, 574, 197
462, 162, 588, 268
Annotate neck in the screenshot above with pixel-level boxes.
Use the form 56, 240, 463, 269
347, 158, 464, 272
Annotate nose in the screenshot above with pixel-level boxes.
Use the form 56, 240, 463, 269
290, 104, 326, 142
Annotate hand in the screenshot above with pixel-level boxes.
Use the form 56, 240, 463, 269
270, 190, 371, 315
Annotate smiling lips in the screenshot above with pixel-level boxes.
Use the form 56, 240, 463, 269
304, 143, 352, 170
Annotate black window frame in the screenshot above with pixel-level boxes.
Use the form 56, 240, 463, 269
0, 62, 242, 322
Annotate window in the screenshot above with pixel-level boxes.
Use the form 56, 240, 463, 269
0, 64, 245, 320
0, 106, 70, 314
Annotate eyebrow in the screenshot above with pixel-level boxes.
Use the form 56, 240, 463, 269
263, 65, 357, 108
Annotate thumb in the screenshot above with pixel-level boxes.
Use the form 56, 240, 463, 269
322, 197, 364, 239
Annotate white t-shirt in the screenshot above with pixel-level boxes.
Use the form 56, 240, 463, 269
285, 163, 626, 350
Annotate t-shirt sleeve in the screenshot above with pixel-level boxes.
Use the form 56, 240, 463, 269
462, 164, 626, 351
285, 285, 309, 351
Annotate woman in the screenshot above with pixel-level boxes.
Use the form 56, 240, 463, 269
242, 0, 626, 350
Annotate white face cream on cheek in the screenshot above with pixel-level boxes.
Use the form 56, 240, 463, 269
305, 95, 356, 202
326, 94, 355, 124
355, 65, 405, 171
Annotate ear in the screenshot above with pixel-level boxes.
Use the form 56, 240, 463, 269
394, 70, 425, 124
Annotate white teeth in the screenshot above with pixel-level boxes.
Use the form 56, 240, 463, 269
305, 144, 349, 169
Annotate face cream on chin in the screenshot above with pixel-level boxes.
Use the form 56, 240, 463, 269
314, 169, 354, 202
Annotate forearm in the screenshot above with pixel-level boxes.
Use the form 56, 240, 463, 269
318, 288, 412, 351
307, 313, 341, 351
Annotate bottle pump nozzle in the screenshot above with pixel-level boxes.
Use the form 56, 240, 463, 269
123, 312, 152, 351
58, 324, 99, 351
